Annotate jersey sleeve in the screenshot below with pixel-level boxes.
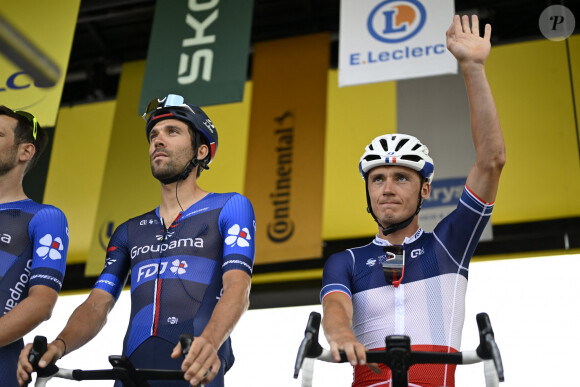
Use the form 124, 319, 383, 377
218, 194, 256, 276
320, 250, 355, 303
93, 222, 131, 301
28, 206, 69, 292
433, 186, 494, 268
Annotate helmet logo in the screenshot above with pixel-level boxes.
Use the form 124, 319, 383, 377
386, 151, 395, 155
203, 119, 215, 133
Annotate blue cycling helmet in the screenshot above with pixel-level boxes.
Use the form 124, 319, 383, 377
143, 94, 218, 165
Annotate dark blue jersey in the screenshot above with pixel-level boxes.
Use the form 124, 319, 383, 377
94, 192, 256, 377
0, 199, 69, 386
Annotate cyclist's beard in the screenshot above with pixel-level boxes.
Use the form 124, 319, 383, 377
150, 154, 186, 182
0, 145, 18, 177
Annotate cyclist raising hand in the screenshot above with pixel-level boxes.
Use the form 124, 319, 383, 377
321, 15, 505, 387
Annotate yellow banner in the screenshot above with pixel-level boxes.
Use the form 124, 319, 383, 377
43, 101, 116, 265
85, 61, 157, 276
323, 69, 396, 240
0, 1, 80, 126
245, 33, 329, 264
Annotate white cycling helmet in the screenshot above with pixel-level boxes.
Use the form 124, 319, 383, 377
359, 134, 434, 183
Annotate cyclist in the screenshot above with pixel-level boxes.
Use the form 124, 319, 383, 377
320, 15, 505, 387
17, 96, 256, 387
0, 106, 69, 387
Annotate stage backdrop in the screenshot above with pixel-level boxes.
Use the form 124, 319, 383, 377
244, 33, 330, 264
0, 0, 80, 125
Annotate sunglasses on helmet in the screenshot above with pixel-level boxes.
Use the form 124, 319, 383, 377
141, 94, 195, 121
14, 110, 38, 142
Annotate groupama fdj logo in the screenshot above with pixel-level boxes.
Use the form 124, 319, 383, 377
367, 0, 427, 43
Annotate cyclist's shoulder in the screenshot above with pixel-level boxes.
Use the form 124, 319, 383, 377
213, 192, 252, 206
328, 238, 377, 261
1, 199, 66, 219
210, 192, 254, 217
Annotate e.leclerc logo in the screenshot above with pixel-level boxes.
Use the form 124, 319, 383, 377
367, 0, 426, 43
349, 0, 445, 68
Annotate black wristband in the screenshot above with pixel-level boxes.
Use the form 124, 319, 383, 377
54, 337, 67, 358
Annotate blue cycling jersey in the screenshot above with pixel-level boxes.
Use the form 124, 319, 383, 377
0, 199, 69, 387
94, 192, 255, 385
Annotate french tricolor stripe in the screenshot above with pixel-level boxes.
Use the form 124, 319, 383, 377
465, 185, 495, 205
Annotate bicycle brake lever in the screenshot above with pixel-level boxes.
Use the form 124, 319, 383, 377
29, 336, 60, 379
178, 334, 205, 387
475, 313, 494, 359
29, 336, 47, 370
476, 313, 504, 382
179, 334, 193, 357
294, 312, 323, 378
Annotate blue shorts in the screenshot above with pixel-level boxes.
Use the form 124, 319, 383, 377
0, 340, 23, 387
114, 337, 225, 387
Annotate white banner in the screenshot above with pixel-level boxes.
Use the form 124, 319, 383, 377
339, 0, 456, 87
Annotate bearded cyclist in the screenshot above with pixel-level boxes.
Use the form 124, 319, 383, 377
17, 95, 256, 387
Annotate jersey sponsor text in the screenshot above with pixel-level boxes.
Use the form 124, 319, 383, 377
130, 237, 204, 259
3, 258, 31, 314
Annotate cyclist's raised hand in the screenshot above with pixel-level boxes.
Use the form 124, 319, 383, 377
172, 335, 220, 386
16, 340, 64, 386
446, 14, 491, 71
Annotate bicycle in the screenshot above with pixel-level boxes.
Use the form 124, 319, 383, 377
293, 311, 504, 387
28, 334, 203, 387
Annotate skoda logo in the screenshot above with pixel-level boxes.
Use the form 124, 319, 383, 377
367, 0, 427, 44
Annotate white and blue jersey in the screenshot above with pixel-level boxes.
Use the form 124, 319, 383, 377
321, 187, 493, 387
0, 199, 69, 387
94, 192, 255, 386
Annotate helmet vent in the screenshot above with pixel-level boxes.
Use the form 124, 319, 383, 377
401, 155, 422, 162
364, 155, 381, 162
412, 143, 422, 151
379, 139, 389, 151
395, 138, 409, 151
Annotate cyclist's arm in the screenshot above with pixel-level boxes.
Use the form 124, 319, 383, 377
16, 288, 115, 385
173, 269, 251, 385
447, 15, 505, 203
322, 292, 368, 367
0, 285, 57, 347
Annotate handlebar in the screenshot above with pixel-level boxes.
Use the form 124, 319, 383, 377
476, 312, 505, 382
294, 311, 504, 387
29, 334, 199, 387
